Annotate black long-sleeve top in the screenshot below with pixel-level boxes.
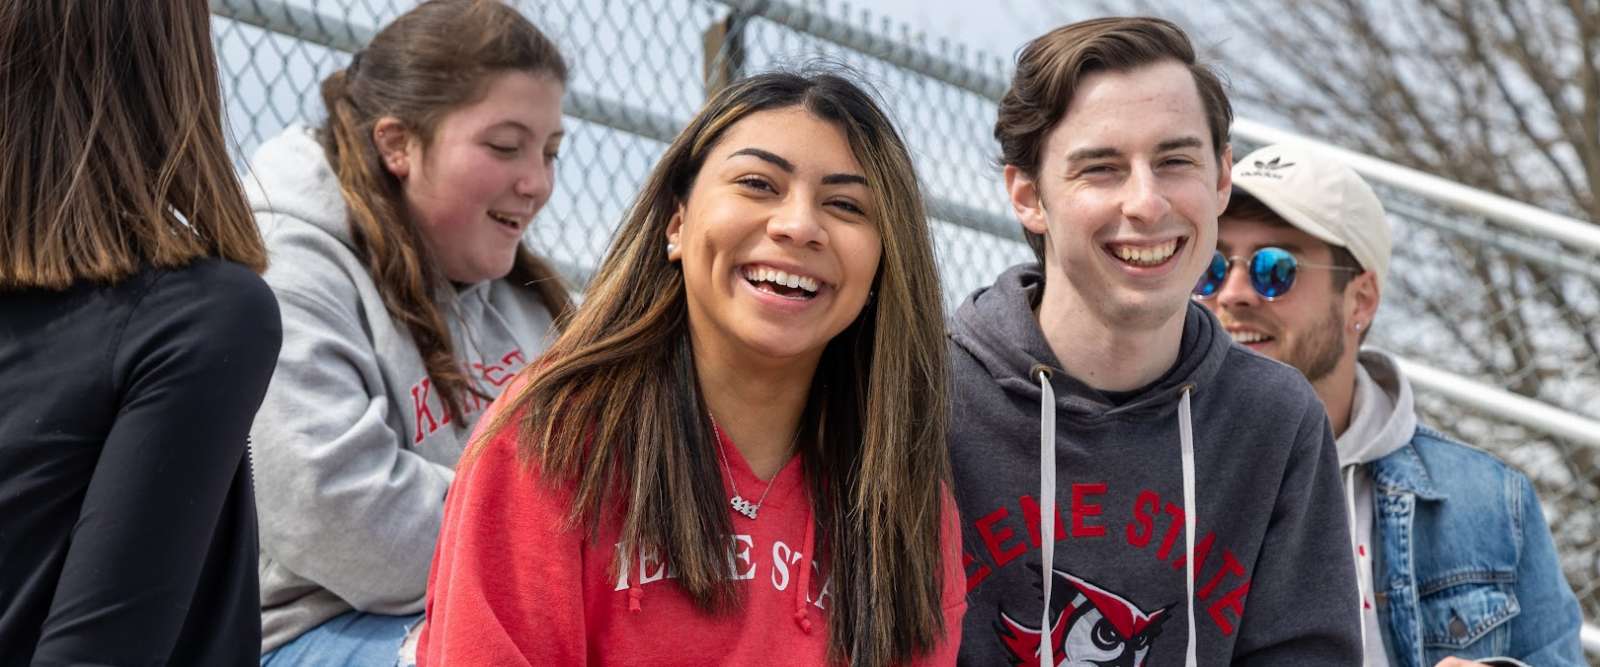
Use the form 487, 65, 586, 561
0, 258, 282, 665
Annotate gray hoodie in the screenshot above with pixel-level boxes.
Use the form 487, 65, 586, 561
948, 264, 1361, 666
245, 127, 556, 652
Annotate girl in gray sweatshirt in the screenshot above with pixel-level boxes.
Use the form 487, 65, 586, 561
246, 1, 572, 661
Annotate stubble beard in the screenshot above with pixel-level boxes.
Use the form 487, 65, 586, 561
1283, 299, 1347, 383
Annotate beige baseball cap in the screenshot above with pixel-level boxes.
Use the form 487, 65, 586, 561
1228, 142, 1391, 292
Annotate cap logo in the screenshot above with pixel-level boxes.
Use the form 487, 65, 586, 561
1238, 156, 1296, 180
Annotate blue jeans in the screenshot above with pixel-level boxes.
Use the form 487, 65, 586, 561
261, 610, 423, 667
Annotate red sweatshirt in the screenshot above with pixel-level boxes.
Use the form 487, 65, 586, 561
418, 410, 967, 666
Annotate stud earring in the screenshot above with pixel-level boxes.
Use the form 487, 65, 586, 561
1354, 322, 1364, 332
666, 242, 678, 256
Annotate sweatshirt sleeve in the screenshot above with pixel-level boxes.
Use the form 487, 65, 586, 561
1231, 400, 1363, 665
418, 415, 586, 665
32, 264, 281, 663
251, 285, 454, 613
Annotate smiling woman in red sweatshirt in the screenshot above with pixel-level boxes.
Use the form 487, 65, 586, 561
418, 71, 965, 666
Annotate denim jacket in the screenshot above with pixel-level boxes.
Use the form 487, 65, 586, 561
1369, 426, 1585, 667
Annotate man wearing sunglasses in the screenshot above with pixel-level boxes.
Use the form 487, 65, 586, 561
1200, 143, 1584, 667
947, 16, 1360, 667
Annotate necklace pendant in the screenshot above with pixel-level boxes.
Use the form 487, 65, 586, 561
730, 495, 759, 519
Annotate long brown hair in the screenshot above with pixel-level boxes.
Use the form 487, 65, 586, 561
482, 71, 950, 666
0, 0, 266, 289
996, 16, 1233, 266
319, 0, 573, 422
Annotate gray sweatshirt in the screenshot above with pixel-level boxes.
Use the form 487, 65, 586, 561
245, 127, 556, 652
948, 264, 1361, 666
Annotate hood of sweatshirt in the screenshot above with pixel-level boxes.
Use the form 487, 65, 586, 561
950, 264, 1230, 422
947, 264, 1361, 666
244, 126, 357, 250
1338, 349, 1416, 468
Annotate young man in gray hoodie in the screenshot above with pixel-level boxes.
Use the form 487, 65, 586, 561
1199, 142, 1584, 667
949, 18, 1361, 666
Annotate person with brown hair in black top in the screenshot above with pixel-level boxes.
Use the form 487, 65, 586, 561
0, 0, 281, 664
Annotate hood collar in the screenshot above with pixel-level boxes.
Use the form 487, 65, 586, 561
1337, 349, 1418, 467
950, 263, 1230, 422
245, 126, 357, 249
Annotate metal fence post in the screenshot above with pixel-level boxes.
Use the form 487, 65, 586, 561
702, 7, 750, 98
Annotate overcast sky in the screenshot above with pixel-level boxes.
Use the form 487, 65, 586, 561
869, 1, 1183, 67
872, 0, 1051, 58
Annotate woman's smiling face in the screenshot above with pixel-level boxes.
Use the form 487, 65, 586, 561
390, 70, 565, 284
668, 105, 882, 366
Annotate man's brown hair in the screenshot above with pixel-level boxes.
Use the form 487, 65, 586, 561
995, 17, 1233, 266
0, 0, 267, 290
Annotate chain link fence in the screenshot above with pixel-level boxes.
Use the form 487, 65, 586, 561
212, 0, 1600, 634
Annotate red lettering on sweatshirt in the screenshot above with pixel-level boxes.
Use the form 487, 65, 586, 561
967, 485, 1258, 642
1157, 502, 1187, 561
1019, 495, 1066, 548
1172, 531, 1216, 575
1125, 489, 1159, 547
412, 379, 442, 444
408, 347, 528, 443
1071, 483, 1107, 537
962, 551, 992, 593
1208, 577, 1252, 636
478, 350, 528, 388
1197, 549, 1246, 601
975, 507, 1025, 568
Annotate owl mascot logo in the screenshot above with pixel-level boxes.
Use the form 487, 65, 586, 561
996, 567, 1173, 667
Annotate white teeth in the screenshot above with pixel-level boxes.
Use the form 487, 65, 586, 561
1112, 239, 1179, 266
1229, 331, 1270, 344
741, 265, 819, 294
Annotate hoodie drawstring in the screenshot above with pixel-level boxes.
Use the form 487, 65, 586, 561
1033, 366, 1058, 666
1343, 465, 1369, 658
1178, 386, 1197, 667
1033, 371, 1199, 667
794, 500, 816, 633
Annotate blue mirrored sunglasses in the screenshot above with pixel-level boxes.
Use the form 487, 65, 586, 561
1192, 246, 1359, 300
